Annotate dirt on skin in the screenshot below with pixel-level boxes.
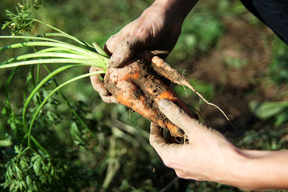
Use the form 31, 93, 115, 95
104, 59, 166, 117
104, 58, 198, 137
103, 14, 287, 140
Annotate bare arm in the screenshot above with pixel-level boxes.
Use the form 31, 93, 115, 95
237, 150, 288, 190
150, 99, 288, 191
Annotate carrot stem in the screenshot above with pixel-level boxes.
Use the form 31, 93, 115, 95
27, 70, 105, 146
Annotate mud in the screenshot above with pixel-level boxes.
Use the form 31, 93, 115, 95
104, 58, 197, 137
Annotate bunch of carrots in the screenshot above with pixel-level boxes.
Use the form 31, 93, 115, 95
1, 9, 211, 139
103, 51, 199, 137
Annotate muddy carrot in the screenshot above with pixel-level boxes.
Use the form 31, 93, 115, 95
104, 59, 197, 137
150, 55, 241, 138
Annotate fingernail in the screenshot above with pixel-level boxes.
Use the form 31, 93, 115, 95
109, 56, 121, 68
159, 99, 172, 110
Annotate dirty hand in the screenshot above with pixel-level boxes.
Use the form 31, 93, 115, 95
105, 0, 198, 68
90, 66, 119, 103
150, 98, 241, 183
90, 0, 198, 103
151, 99, 288, 190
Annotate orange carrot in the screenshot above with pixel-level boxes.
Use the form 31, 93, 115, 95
150, 55, 235, 128
104, 51, 239, 140
104, 59, 197, 137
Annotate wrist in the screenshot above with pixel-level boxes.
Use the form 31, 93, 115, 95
223, 148, 253, 190
226, 149, 284, 190
152, 0, 198, 22
233, 149, 288, 190
211, 147, 252, 190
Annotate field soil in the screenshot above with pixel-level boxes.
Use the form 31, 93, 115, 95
174, 15, 288, 139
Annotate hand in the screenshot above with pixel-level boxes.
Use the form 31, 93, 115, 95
90, 0, 198, 102
150, 99, 241, 183
105, 3, 180, 68
90, 66, 118, 103
90, 2, 181, 103
90, 3, 183, 103
105, 0, 198, 68
150, 99, 288, 190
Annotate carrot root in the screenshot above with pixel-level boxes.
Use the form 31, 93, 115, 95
104, 59, 196, 137
150, 55, 243, 139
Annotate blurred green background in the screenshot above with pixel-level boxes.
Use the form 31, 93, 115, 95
0, 0, 288, 191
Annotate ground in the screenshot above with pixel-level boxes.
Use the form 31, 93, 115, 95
173, 13, 288, 142
1, 0, 288, 191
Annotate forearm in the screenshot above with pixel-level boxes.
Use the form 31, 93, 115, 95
226, 149, 288, 190
154, 99, 288, 190
238, 150, 288, 190
152, 0, 199, 22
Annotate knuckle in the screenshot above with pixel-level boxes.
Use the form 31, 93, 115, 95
172, 108, 185, 126
130, 23, 149, 38
119, 39, 138, 54
120, 39, 132, 48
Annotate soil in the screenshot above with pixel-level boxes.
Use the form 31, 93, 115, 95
104, 58, 198, 137
173, 15, 288, 139
104, 15, 288, 141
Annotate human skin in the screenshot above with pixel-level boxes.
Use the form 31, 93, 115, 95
150, 99, 288, 191
90, 0, 288, 189
90, 0, 198, 103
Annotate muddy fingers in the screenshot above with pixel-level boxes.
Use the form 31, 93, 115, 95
104, 59, 196, 137
150, 55, 243, 142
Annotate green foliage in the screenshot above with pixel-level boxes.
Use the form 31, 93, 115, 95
250, 38, 288, 127
240, 124, 288, 151
173, 78, 215, 103
2, 0, 44, 35
269, 38, 288, 85
1, 0, 288, 192
1, 147, 68, 192
0, 66, 108, 191
249, 101, 288, 126
224, 57, 247, 69
169, 3, 225, 62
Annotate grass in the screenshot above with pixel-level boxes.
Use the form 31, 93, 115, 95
0, 0, 288, 191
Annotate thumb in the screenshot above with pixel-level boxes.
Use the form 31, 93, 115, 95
158, 99, 195, 136
108, 36, 141, 68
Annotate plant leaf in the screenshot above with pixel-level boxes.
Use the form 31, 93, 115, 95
249, 101, 288, 120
